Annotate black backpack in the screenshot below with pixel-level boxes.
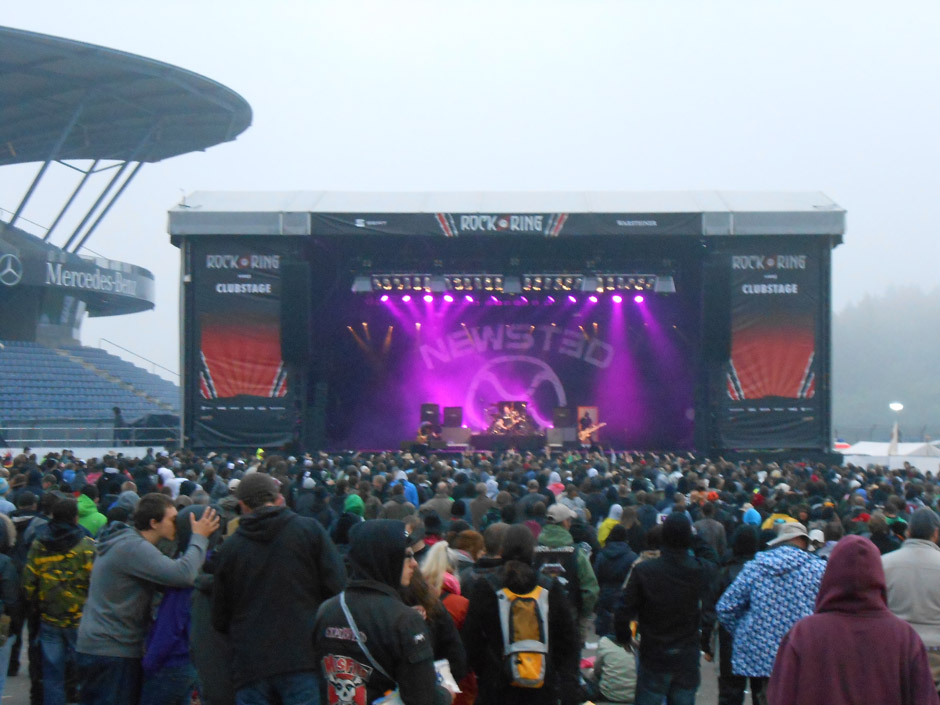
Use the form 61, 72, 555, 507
532, 544, 582, 615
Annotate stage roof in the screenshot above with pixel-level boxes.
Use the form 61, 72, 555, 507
169, 190, 845, 239
0, 26, 252, 166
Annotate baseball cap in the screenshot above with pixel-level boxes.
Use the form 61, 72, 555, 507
546, 504, 576, 524
236, 472, 280, 505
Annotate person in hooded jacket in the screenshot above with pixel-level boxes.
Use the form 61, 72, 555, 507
76, 493, 219, 705
767, 535, 939, 705
22, 495, 93, 705
212, 472, 346, 705
716, 522, 825, 704
593, 524, 637, 638
701, 525, 759, 705
76, 488, 106, 538
139, 505, 217, 705
314, 519, 453, 705
462, 524, 581, 705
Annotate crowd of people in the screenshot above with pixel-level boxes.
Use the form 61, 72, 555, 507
0, 444, 939, 704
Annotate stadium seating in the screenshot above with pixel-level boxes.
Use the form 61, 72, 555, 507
0, 340, 179, 445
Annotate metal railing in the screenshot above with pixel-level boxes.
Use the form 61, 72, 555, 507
1, 422, 178, 448
98, 338, 180, 379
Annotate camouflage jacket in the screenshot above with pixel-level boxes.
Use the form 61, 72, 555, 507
23, 521, 96, 628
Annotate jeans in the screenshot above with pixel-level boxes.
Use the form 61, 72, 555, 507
40, 623, 78, 705
236, 671, 321, 705
0, 629, 15, 697
635, 660, 699, 705
76, 652, 142, 705
140, 663, 199, 705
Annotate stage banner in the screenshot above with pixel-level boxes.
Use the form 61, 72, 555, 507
308, 212, 701, 237
717, 250, 823, 448
189, 241, 292, 447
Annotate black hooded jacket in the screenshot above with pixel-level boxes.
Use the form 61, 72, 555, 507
211, 505, 346, 689
314, 520, 450, 705
463, 558, 581, 705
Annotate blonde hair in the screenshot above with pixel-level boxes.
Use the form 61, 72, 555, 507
421, 540, 455, 596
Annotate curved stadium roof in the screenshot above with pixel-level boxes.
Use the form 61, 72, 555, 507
0, 25, 252, 166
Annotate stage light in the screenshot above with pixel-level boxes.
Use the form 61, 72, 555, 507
380, 294, 389, 302
465, 294, 474, 303
653, 275, 676, 294
520, 296, 528, 304
423, 294, 433, 303
612, 294, 623, 303
567, 295, 577, 303
443, 294, 454, 303
402, 294, 411, 302
546, 295, 555, 304
352, 276, 373, 293
634, 294, 645, 303
588, 295, 598, 303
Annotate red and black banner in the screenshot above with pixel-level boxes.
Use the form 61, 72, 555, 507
716, 250, 824, 448
189, 241, 292, 447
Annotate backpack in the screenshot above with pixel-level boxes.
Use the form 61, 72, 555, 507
487, 574, 552, 688
532, 544, 582, 614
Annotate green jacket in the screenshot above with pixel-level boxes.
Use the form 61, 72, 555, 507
23, 521, 96, 628
77, 495, 107, 537
537, 523, 599, 616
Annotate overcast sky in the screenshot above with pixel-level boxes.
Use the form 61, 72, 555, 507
3, 0, 939, 379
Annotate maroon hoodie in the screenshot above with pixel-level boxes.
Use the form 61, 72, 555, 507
768, 535, 939, 705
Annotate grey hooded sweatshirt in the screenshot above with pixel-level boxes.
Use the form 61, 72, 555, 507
77, 522, 208, 658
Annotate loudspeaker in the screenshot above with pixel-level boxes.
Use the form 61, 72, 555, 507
443, 406, 463, 428
703, 256, 732, 362
420, 403, 440, 424
547, 428, 578, 446
553, 407, 574, 428
280, 261, 312, 364
442, 427, 471, 445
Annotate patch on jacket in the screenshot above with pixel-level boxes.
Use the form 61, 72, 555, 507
323, 654, 372, 705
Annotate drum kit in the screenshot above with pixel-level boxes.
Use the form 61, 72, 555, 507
486, 402, 536, 436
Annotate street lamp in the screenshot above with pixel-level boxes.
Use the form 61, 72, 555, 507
887, 402, 903, 467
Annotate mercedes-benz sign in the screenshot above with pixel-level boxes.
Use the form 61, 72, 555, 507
0, 254, 22, 286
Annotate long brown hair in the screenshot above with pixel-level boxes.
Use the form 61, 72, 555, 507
400, 569, 444, 619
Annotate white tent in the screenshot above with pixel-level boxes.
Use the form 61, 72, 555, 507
843, 440, 940, 471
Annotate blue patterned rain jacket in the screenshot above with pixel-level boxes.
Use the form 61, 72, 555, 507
716, 544, 826, 677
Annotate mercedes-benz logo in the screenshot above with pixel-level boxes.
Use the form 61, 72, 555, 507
0, 254, 22, 287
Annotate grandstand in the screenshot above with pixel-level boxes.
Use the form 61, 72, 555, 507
0, 340, 179, 446
0, 26, 251, 448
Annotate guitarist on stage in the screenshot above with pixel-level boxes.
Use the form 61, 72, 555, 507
578, 410, 606, 446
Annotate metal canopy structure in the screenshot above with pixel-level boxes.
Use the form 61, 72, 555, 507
0, 25, 252, 252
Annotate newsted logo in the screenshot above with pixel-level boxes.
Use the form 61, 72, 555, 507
205, 254, 280, 270
459, 215, 544, 232
732, 255, 806, 270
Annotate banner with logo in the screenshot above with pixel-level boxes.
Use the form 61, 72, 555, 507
717, 250, 823, 448
189, 241, 293, 447
308, 212, 701, 237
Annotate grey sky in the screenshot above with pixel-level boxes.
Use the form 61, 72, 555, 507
2, 0, 938, 379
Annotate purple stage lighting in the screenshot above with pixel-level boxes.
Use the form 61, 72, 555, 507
380, 294, 389, 302
612, 294, 623, 303
423, 294, 433, 303
567, 295, 577, 304
546, 296, 555, 304
443, 294, 454, 303
589, 295, 598, 303
464, 294, 474, 303
634, 294, 645, 303
402, 294, 411, 302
